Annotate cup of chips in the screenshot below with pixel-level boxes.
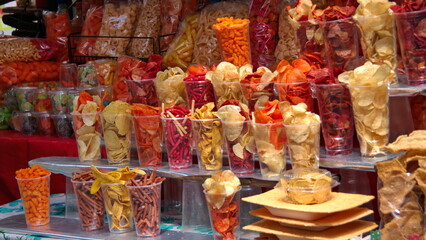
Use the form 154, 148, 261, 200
240, 82, 275, 112
60, 63, 78, 88
71, 112, 102, 161
34, 88, 52, 112
34, 112, 55, 137
78, 64, 99, 88
275, 82, 314, 112
277, 168, 334, 205
15, 87, 37, 112
126, 79, 159, 106
212, 81, 246, 108
293, 19, 325, 68
133, 115, 163, 167
253, 121, 286, 178
49, 89, 68, 114
315, 83, 354, 155
51, 114, 73, 138
95, 86, 114, 110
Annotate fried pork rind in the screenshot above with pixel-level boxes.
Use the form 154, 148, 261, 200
102, 100, 131, 164
202, 170, 241, 209
280, 102, 321, 169
338, 61, 394, 157
384, 130, 426, 153
155, 67, 187, 107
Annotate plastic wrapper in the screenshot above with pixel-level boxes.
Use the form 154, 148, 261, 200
82, 0, 104, 18
88, 59, 116, 86
44, 11, 72, 40
163, 13, 200, 70
0, 61, 60, 88
59, 63, 78, 88
192, 1, 249, 66
159, 0, 182, 52
249, 0, 279, 69
75, 6, 104, 56
127, 79, 159, 106
113, 55, 162, 102
127, 0, 161, 58
93, 0, 139, 57
0, 38, 63, 65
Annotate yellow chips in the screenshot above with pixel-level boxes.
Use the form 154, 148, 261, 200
279, 102, 321, 169
155, 67, 187, 107
102, 100, 132, 164
338, 61, 393, 157
202, 170, 241, 209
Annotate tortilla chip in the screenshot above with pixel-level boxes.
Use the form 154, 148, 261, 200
378, 174, 415, 214
376, 158, 406, 183
384, 130, 426, 153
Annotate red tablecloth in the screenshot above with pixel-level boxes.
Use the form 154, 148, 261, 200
0, 130, 78, 205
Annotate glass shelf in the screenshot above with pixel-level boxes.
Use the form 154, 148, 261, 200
389, 83, 426, 97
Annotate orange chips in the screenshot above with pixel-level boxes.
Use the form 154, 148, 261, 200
213, 17, 251, 66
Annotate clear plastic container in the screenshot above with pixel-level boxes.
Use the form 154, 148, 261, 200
162, 117, 192, 169
71, 112, 102, 162
132, 115, 163, 167
34, 88, 52, 112
101, 113, 132, 164
240, 82, 275, 112
14, 112, 38, 136
49, 89, 69, 114
60, 63, 78, 88
126, 79, 159, 106
34, 112, 55, 137
15, 87, 37, 112
77, 64, 99, 88
51, 114, 74, 138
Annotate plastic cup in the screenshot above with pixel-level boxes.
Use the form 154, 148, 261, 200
190, 118, 223, 171
155, 79, 188, 107
67, 89, 80, 112
49, 89, 68, 114
71, 112, 102, 162
34, 112, 55, 137
51, 113, 74, 138
321, 17, 361, 71
127, 79, 159, 106
34, 88, 52, 112
222, 120, 254, 175
77, 64, 99, 88
348, 84, 389, 157
212, 81, 245, 108
394, 9, 426, 85
184, 80, 216, 110
294, 19, 325, 67
101, 183, 134, 233
275, 82, 314, 112
15, 111, 38, 136
15, 87, 37, 112
315, 83, 354, 155
162, 117, 192, 169
60, 63, 78, 88
127, 182, 162, 237
240, 82, 275, 112
253, 121, 286, 179
204, 190, 240, 240
101, 113, 132, 164
284, 122, 321, 169
71, 179, 105, 231
16, 174, 51, 226
133, 115, 163, 167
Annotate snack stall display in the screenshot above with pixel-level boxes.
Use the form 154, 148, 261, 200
1, 0, 426, 239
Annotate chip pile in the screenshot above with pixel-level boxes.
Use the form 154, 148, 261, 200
206, 62, 252, 106
72, 92, 102, 161
338, 61, 394, 157
376, 130, 426, 240
155, 67, 187, 107
280, 101, 321, 169
277, 168, 333, 205
202, 170, 241, 209
240, 67, 276, 112
190, 102, 223, 171
101, 100, 131, 164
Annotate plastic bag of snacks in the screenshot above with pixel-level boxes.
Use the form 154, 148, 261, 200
113, 55, 162, 102
88, 59, 116, 86
248, 0, 280, 69
82, 0, 104, 18
274, 2, 299, 63
192, 1, 249, 66
127, 0, 161, 58
0, 62, 60, 87
163, 13, 200, 70
75, 6, 104, 56
93, 0, 139, 57
0, 38, 62, 65
44, 11, 72, 40
159, 0, 182, 52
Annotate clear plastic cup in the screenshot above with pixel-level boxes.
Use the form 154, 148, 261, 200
127, 79, 159, 106
284, 122, 321, 169
59, 63, 78, 88
127, 181, 162, 237
16, 174, 51, 226
155, 78, 188, 107
49, 89, 69, 114
34, 112, 55, 137
71, 179, 105, 231
95, 85, 113, 110
275, 82, 314, 112
71, 112, 102, 162
162, 117, 192, 169
77, 64, 99, 88
184, 80, 216, 110
294, 19, 325, 67
34, 88, 52, 112
15, 87, 37, 112
222, 120, 254, 175
15, 111, 38, 136
190, 118, 223, 171
101, 113, 132, 164
132, 115, 163, 167
101, 182, 134, 233
240, 82, 275, 112
253, 121, 286, 179
204, 189, 241, 240
51, 113, 74, 138
212, 81, 245, 108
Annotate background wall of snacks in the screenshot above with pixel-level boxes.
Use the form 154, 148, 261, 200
0, 0, 426, 239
